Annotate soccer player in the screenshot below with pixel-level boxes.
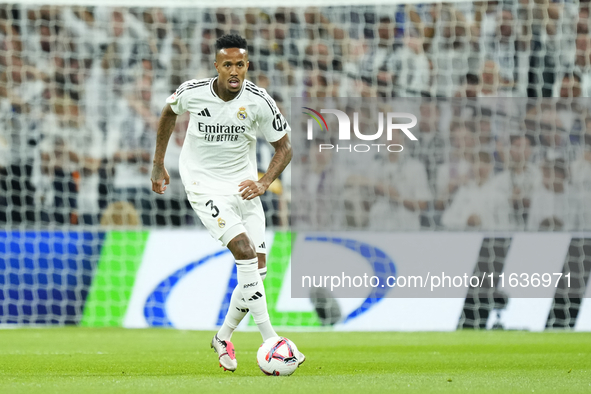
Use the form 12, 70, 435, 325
150, 34, 304, 372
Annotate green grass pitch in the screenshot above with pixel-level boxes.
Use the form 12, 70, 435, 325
0, 328, 590, 394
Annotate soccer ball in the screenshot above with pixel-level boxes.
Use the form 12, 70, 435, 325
256, 336, 299, 376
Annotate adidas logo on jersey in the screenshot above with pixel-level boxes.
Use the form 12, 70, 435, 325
259, 242, 266, 249
197, 108, 211, 117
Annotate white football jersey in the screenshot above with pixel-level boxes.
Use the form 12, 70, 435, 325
166, 77, 289, 195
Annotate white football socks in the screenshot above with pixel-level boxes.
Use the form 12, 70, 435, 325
218, 259, 276, 341
217, 267, 266, 341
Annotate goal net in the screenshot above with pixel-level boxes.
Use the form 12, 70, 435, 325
1, 1, 590, 330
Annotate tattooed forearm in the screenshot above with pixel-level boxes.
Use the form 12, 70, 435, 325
260, 134, 292, 188
153, 104, 178, 165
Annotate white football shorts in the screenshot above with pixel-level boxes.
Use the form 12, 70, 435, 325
186, 192, 267, 254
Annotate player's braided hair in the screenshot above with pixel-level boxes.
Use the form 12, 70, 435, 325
215, 34, 248, 52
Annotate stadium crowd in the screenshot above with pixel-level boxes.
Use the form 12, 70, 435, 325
0, 3, 591, 230
293, 98, 591, 231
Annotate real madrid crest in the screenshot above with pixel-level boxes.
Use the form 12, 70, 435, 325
217, 217, 226, 228
237, 107, 247, 120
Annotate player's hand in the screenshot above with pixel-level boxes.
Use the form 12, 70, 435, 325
239, 180, 267, 200
151, 164, 170, 194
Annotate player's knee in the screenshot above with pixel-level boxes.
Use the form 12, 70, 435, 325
232, 244, 256, 260
227, 233, 257, 260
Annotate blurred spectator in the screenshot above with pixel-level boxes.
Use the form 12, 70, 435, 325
435, 120, 475, 209
0, 53, 46, 115
575, 34, 591, 97
188, 26, 216, 80
52, 55, 85, 101
111, 74, 158, 226
0, 92, 37, 224
82, 41, 122, 149
475, 112, 495, 152
490, 134, 542, 230
389, 34, 431, 96
527, 158, 579, 231
472, 1, 499, 50
270, 8, 303, 68
429, 3, 472, 96
34, 97, 81, 225
527, 102, 576, 163
414, 101, 446, 187
479, 59, 514, 97
23, 9, 62, 73
442, 151, 512, 230
137, 8, 189, 89
335, 103, 386, 227
0, 117, 8, 223
570, 134, 591, 230
481, 8, 529, 96
77, 152, 102, 225
540, 109, 574, 162
357, 16, 396, 87
455, 72, 480, 98
530, 0, 578, 97
368, 130, 432, 231
301, 42, 340, 97
0, 21, 47, 223
293, 137, 339, 229
556, 70, 582, 98
61, 6, 109, 65
98, 7, 144, 84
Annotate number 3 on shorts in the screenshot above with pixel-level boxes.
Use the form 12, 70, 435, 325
206, 200, 219, 218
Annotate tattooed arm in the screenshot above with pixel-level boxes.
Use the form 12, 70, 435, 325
150, 104, 177, 194
239, 134, 292, 200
